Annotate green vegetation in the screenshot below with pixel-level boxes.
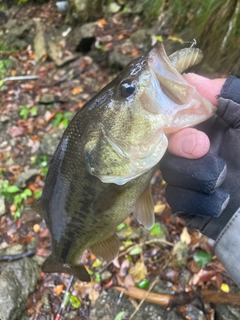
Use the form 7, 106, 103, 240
52, 112, 73, 129
0, 180, 32, 219
0, 59, 12, 77
193, 251, 213, 267
19, 105, 37, 120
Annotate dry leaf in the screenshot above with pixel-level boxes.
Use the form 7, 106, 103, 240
33, 224, 40, 233
154, 202, 166, 213
129, 261, 147, 283
54, 284, 64, 295
180, 227, 191, 245
97, 19, 107, 28
72, 87, 83, 95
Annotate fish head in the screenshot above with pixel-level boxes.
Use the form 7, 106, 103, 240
85, 43, 216, 185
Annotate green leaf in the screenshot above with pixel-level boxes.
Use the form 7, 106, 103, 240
61, 118, 69, 129
30, 107, 37, 116
14, 210, 21, 219
34, 190, 42, 199
24, 188, 32, 196
136, 278, 150, 289
116, 222, 127, 231
193, 251, 213, 267
70, 295, 81, 308
150, 222, 163, 236
95, 274, 101, 283
87, 269, 93, 275
6, 185, 20, 193
63, 112, 73, 119
52, 114, 63, 128
114, 311, 126, 320
129, 246, 142, 256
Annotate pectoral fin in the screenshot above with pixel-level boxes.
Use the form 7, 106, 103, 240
133, 184, 155, 230
90, 233, 120, 262
42, 254, 91, 282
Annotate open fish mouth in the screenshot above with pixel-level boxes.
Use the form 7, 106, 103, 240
143, 42, 216, 131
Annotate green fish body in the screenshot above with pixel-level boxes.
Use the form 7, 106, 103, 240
34, 43, 216, 281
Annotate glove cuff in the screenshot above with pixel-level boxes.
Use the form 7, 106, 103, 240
214, 207, 240, 287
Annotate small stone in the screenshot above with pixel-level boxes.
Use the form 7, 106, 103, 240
108, 51, 132, 69
15, 169, 39, 188
101, 271, 112, 281
40, 128, 64, 157
0, 115, 10, 123
39, 93, 56, 104
0, 196, 6, 216
0, 258, 39, 320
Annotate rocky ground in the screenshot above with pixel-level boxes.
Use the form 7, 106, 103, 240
1, 1, 240, 320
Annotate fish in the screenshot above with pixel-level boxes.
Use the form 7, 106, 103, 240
33, 42, 216, 282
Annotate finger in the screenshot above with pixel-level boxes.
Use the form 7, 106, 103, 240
168, 128, 210, 159
184, 73, 226, 106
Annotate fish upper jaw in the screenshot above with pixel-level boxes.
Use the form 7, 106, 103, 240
140, 42, 216, 132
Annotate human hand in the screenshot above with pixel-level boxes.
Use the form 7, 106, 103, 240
160, 74, 240, 240
167, 73, 226, 159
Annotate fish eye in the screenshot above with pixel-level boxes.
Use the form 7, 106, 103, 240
120, 80, 136, 98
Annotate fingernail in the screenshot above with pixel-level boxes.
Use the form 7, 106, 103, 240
181, 134, 197, 154
181, 132, 210, 157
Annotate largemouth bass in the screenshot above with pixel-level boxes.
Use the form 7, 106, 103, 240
34, 43, 216, 282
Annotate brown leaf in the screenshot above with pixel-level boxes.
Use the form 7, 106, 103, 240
129, 261, 147, 283
8, 125, 24, 137
54, 284, 64, 295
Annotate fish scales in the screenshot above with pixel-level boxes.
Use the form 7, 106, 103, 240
34, 43, 216, 281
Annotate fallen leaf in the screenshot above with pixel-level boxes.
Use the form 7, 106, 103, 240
8, 125, 24, 137
54, 284, 64, 295
97, 18, 107, 28
129, 261, 147, 283
221, 283, 230, 293
180, 227, 191, 245
154, 202, 166, 213
33, 224, 40, 233
72, 87, 83, 95
167, 35, 184, 44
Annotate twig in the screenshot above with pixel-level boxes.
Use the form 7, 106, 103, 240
55, 275, 74, 320
114, 286, 240, 308
4, 75, 39, 81
129, 276, 160, 320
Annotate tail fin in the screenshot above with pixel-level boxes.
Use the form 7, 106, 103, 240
42, 254, 91, 282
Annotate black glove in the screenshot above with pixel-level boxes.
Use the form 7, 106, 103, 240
160, 76, 240, 240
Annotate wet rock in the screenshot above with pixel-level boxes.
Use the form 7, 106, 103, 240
4, 20, 34, 50
90, 288, 182, 320
108, 51, 132, 69
130, 29, 153, 51
214, 304, 240, 320
15, 169, 39, 188
185, 305, 205, 320
40, 128, 64, 157
0, 196, 6, 216
0, 258, 39, 320
33, 18, 47, 62
39, 93, 57, 104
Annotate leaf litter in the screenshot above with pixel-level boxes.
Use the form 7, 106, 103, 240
1, 1, 240, 319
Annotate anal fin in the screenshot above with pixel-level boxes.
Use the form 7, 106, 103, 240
42, 254, 91, 282
133, 184, 155, 230
90, 233, 120, 262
